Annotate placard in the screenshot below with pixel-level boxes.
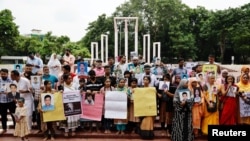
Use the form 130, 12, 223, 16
41, 93, 55, 111
239, 92, 250, 117
63, 91, 82, 116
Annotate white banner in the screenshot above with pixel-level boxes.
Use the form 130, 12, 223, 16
104, 91, 127, 119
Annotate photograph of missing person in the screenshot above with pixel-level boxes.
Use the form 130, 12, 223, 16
158, 81, 170, 90
181, 74, 189, 80
196, 73, 205, 82
41, 93, 55, 111
63, 102, 82, 116
0, 83, 10, 92
77, 62, 88, 76
7, 83, 20, 100
194, 87, 201, 103
227, 86, 237, 97
211, 86, 217, 94
179, 90, 191, 101
84, 93, 95, 105
14, 64, 23, 73
31, 76, 41, 89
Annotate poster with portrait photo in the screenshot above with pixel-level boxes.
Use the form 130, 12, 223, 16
196, 73, 205, 83
194, 87, 201, 103
14, 64, 23, 73
63, 91, 82, 116
84, 93, 95, 105
31, 76, 41, 89
227, 86, 237, 97
41, 93, 55, 111
179, 90, 190, 101
158, 81, 170, 90
77, 62, 88, 76
0, 82, 11, 93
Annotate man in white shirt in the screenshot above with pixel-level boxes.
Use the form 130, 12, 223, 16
138, 64, 159, 87
26, 52, 42, 75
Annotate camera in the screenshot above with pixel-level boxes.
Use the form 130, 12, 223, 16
238, 91, 245, 96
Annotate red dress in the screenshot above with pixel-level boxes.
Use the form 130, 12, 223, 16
219, 84, 238, 125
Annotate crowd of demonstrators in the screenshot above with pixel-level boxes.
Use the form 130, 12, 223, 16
0, 50, 250, 141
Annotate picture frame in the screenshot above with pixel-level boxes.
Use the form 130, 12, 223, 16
41, 93, 55, 111
158, 81, 170, 90
31, 76, 41, 89
179, 90, 191, 101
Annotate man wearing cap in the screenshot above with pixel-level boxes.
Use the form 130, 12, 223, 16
138, 64, 159, 87
26, 52, 42, 75
63, 49, 76, 73
93, 59, 105, 78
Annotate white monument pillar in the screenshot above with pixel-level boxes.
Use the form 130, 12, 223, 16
91, 42, 98, 65
101, 34, 108, 64
114, 17, 138, 62
153, 42, 161, 59
143, 34, 151, 64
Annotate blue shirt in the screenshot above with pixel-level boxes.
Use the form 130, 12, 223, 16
42, 104, 55, 111
42, 74, 58, 88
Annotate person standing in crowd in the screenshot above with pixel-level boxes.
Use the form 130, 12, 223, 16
114, 78, 128, 135
124, 70, 132, 87
236, 66, 249, 83
217, 69, 228, 85
42, 66, 58, 90
114, 55, 128, 78
139, 76, 156, 139
127, 78, 140, 134
220, 75, 239, 125
60, 74, 79, 137
100, 78, 115, 134
38, 80, 56, 141
26, 52, 42, 75
63, 49, 75, 73
21, 64, 34, 80
171, 79, 194, 141
171, 58, 188, 82
205, 54, 221, 74
164, 75, 180, 137
85, 70, 103, 133
35, 53, 44, 70
11, 70, 34, 132
151, 61, 168, 80
93, 59, 105, 78
188, 77, 204, 137
138, 64, 158, 87
201, 75, 220, 135
237, 74, 250, 125
107, 57, 115, 75
0, 69, 15, 134
47, 53, 61, 79
99, 65, 116, 87
14, 97, 30, 141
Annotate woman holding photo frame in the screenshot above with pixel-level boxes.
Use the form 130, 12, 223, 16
171, 79, 194, 141
188, 77, 204, 138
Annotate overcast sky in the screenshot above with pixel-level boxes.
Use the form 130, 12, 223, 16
0, 0, 249, 42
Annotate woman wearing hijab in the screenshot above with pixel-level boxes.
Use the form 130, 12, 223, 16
188, 77, 204, 137
216, 69, 228, 85
171, 79, 194, 141
237, 73, 250, 125
236, 66, 249, 83
47, 53, 61, 78
201, 75, 220, 135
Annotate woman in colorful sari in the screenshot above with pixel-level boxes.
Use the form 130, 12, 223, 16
171, 79, 194, 141
188, 77, 204, 137
237, 73, 250, 125
220, 75, 239, 125
201, 75, 220, 135
236, 66, 249, 83
139, 76, 156, 139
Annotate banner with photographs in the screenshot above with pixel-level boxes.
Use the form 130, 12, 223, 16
43, 92, 66, 122
63, 90, 82, 116
134, 87, 157, 117
239, 92, 250, 117
105, 91, 127, 119
41, 93, 55, 111
81, 92, 104, 121
31, 76, 41, 89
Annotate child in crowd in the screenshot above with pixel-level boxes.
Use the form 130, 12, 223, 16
14, 97, 30, 141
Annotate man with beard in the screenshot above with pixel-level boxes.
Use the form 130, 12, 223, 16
63, 49, 76, 73
26, 52, 42, 75
0, 69, 15, 134
21, 64, 34, 80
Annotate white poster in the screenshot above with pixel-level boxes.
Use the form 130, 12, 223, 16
185, 62, 198, 71
158, 81, 170, 90
239, 92, 250, 117
63, 90, 82, 116
31, 76, 41, 89
104, 91, 127, 119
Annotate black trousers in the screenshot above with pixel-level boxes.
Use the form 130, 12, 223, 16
0, 101, 16, 130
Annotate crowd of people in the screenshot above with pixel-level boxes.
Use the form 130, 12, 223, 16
0, 49, 250, 141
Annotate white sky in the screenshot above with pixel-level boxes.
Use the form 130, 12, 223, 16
0, 0, 249, 42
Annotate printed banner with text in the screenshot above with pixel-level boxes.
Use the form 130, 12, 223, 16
63, 90, 82, 116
